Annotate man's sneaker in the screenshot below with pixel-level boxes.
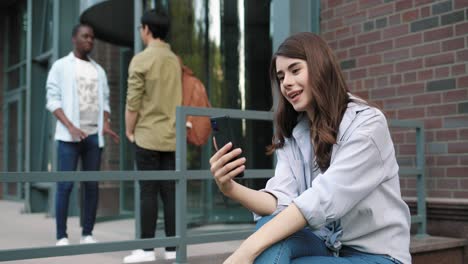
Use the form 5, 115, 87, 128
56, 238, 69, 246
164, 250, 176, 260
123, 250, 155, 263
80, 235, 98, 244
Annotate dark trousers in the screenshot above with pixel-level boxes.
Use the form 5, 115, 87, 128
135, 144, 176, 251
55, 134, 102, 240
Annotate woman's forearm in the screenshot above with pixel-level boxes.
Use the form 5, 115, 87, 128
226, 181, 277, 216
241, 203, 307, 258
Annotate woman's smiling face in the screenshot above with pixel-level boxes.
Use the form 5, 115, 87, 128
276, 55, 312, 114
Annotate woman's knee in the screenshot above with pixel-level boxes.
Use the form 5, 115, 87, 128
254, 238, 290, 264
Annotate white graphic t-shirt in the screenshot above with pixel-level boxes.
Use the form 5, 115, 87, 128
75, 57, 99, 135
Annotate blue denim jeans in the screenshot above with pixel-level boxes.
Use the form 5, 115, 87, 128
55, 134, 102, 240
254, 215, 401, 264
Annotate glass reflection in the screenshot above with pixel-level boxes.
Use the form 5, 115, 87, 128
42, 0, 54, 52
166, 0, 273, 224
4, 102, 18, 199
7, 0, 27, 66
1, 0, 276, 251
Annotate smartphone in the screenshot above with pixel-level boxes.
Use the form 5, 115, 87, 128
210, 116, 244, 178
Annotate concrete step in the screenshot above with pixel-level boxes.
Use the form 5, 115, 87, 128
411, 235, 467, 264
155, 253, 231, 264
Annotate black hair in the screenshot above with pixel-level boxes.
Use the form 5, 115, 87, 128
140, 8, 170, 40
72, 23, 93, 37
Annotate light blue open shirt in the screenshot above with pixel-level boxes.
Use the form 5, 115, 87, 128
257, 97, 411, 264
46, 52, 111, 147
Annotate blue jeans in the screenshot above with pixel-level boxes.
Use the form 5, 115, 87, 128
254, 216, 401, 264
55, 134, 102, 240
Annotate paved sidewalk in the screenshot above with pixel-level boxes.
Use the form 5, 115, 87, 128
0, 200, 247, 263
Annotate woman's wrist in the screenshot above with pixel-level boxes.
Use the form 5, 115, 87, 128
222, 180, 242, 199
240, 233, 267, 259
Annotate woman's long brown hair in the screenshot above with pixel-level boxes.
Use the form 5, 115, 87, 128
268, 32, 351, 172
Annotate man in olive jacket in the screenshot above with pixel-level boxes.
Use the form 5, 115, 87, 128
124, 8, 182, 264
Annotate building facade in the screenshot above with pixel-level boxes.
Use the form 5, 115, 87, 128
0, 0, 319, 223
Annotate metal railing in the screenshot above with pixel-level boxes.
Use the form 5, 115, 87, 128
389, 119, 427, 237
0, 106, 426, 262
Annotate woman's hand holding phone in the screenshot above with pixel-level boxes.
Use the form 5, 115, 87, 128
210, 116, 245, 178
209, 139, 246, 195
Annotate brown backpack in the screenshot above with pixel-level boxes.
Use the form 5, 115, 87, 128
180, 62, 212, 146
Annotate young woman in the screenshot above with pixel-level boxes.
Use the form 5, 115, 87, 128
209, 32, 411, 264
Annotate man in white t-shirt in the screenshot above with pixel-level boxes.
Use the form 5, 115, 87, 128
46, 23, 119, 246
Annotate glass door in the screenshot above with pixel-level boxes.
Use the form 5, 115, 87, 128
3, 94, 25, 200
119, 48, 136, 215
168, 0, 273, 224
2, 0, 27, 201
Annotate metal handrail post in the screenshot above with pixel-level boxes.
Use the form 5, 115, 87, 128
175, 107, 188, 264
416, 123, 427, 237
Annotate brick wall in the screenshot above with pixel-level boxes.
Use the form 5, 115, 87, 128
321, 0, 468, 198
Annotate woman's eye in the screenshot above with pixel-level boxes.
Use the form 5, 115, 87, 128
292, 68, 300, 74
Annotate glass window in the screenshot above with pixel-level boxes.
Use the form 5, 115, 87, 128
7, 0, 27, 66
166, 0, 273, 224
41, 0, 54, 53
7, 101, 19, 172
133, 0, 274, 224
